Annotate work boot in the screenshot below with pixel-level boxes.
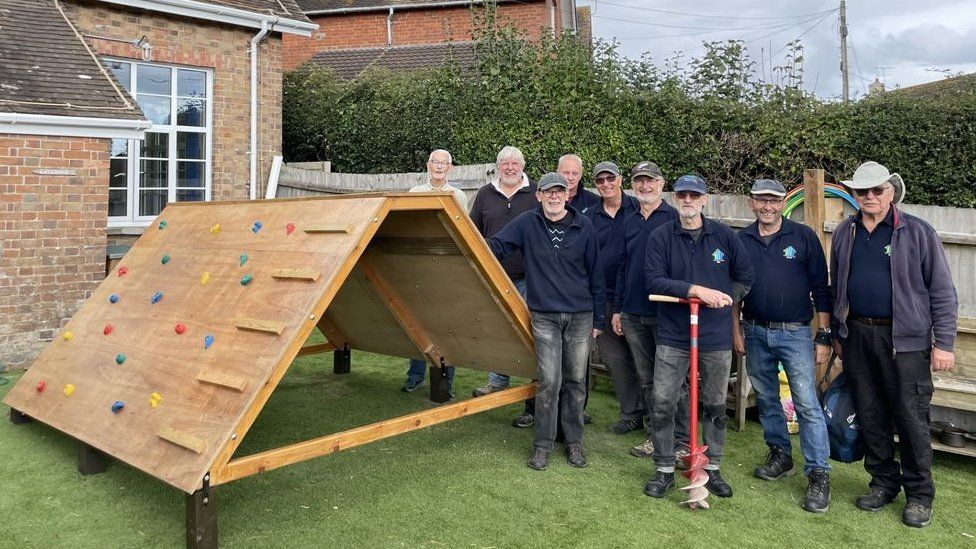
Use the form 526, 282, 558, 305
472, 384, 506, 397
607, 418, 641, 435
630, 438, 654, 458
855, 487, 897, 512
754, 445, 796, 481
643, 471, 675, 498
902, 501, 932, 528
511, 412, 535, 428
803, 468, 830, 513
566, 443, 588, 468
705, 469, 733, 498
527, 448, 549, 471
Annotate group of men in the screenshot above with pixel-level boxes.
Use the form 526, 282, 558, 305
400, 147, 958, 529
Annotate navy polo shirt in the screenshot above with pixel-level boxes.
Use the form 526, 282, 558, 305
646, 215, 755, 352
614, 200, 678, 315
847, 208, 894, 318
569, 187, 601, 214
587, 194, 639, 304
738, 217, 830, 323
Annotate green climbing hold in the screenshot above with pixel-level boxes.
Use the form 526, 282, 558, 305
239, 254, 248, 266
240, 274, 253, 286
115, 354, 126, 365
161, 254, 171, 264
158, 220, 167, 230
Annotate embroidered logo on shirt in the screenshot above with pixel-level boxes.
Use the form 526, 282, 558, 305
711, 249, 726, 264
783, 245, 797, 259
883, 244, 892, 256
547, 226, 565, 248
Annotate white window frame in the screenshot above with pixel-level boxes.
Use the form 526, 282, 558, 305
106, 58, 214, 228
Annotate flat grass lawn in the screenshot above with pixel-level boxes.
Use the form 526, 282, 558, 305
2, 352, 975, 548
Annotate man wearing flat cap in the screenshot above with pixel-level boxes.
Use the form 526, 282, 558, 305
831, 161, 958, 528
488, 172, 605, 472
644, 175, 754, 499
732, 179, 832, 513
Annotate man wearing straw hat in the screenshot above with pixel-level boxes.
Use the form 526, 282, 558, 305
831, 161, 958, 528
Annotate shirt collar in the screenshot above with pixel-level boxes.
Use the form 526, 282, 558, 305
492, 172, 530, 194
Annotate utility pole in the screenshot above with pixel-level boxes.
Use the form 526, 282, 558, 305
839, 0, 850, 102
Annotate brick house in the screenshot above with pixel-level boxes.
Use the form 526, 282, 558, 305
0, 0, 315, 371
283, 0, 579, 73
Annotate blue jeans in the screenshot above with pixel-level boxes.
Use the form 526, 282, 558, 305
405, 359, 456, 385
488, 277, 526, 389
744, 321, 830, 474
531, 311, 591, 451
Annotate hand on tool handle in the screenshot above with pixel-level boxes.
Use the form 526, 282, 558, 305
687, 285, 733, 309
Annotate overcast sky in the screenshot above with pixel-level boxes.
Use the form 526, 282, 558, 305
576, 0, 976, 99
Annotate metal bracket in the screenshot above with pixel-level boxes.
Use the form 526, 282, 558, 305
186, 472, 218, 549
77, 442, 109, 475
333, 343, 351, 375
9, 408, 32, 425
428, 356, 451, 404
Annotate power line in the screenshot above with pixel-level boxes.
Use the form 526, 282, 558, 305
591, 12, 830, 32
590, 1, 837, 21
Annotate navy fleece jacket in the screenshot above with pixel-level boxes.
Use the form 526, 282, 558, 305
488, 206, 606, 330
614, 200, 678, 315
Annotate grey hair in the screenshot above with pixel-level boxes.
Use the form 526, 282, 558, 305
428, 149, 452, 164
496, 146, 525, 167
557, 153, 582, 168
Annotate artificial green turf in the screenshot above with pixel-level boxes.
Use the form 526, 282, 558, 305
2, 352, 975, 549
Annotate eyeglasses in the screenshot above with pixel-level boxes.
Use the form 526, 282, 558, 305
853, 185, 890, 198
593, 175, 617, 185
429, 160, 450, 167
632, 176, 663, 186
751, 197, 784, 205
540, 188, 567, 197
674, 191, 704, 200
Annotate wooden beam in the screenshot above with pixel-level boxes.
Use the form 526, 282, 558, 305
234, 318, 285, 335
213, 383, 537, 485
804, 169, 827, 251
297, 342, 337, 356
196, 371, 248, 392
271, 269, 321, 282
316, 312, 350, 348
304, 223, 352, 234
157, 426, 206, 454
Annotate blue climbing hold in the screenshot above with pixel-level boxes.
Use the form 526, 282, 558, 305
109, 294, 119, 304
252, 221, 263, 234
204, 334, 214, 349
111, 401, 125, 413
151, 291, 163, 304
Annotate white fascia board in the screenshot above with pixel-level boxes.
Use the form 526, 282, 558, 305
0, 113, 151, 139
304, 1, 483, 15
94, 0, 318, 36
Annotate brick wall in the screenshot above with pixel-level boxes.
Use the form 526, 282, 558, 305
65, 0, 283, 202
283, 2, 556, 70
0, 135, 110, 370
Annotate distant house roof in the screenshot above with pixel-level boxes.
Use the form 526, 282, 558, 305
297, 0, 524, 15
887, 72, 976, 99
0, 0, 149, 137
93, 0, 317, 35
308, 42, 477, 80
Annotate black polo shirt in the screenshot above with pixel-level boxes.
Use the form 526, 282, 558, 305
614, 200, 678, 315
587, 194, 639, 304
847, 208, 894, 318
569, 187, 600, 214
468, 180, 538, 280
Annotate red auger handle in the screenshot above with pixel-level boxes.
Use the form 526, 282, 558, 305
648, 294, 702, 305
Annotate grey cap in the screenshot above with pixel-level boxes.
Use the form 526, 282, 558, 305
592, 161, 620, 178
673, 175, 707, 195
631, 161, 663, 180
538, 172, 569, 191
750, 179, 787, 197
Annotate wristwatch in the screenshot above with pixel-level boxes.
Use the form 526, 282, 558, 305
814, 327, 832, 346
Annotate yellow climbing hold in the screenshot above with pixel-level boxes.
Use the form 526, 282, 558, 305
210, 223, 221, 235
150, 392, 163, 408
62, 331, 73, 341
200, 271, 211, 285
63, 384, 76, 397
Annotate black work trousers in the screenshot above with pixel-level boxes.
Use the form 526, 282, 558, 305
842, 320, 934, 506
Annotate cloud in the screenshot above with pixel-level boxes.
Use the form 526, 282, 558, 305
865, 24, 976, 65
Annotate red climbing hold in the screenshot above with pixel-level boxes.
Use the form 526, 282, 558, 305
286, 223, 296, 235
103, 324, 114, 335
175, 323, 187, 335
118, 266, 128, 276
36, 380, 46, 392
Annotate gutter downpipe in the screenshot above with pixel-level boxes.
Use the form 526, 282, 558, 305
249, 19, 271, 200
387, 7, 394, 46
549, 0, 556, 37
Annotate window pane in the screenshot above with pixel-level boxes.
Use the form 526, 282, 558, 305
176, 98, 206, 127
140, 159, 168, 188
105, 61, 131, 91
178, 161, 205, 188
140, 132, 168, 158
110, 138, 127, 158
137, 94, 171, 125
110, 158, 128, 188
139, 190, 167, 217
177, 189, 205, 202
177, 132, 204, 160
109, 189, 127, 217
177, 69, 207, 97
137, 65, 171, 95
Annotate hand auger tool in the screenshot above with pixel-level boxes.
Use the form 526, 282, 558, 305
649, 294, 710, 509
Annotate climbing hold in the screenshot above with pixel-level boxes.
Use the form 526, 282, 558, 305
240, 274, 253, 286
158, 220, 167, 230
36, 380, 46, 392
149, 392, 162, 408
62, 331, 74, 341
200, 271, 211, 285
161, 254, 171, 265
109, 294, 119, 304
103, 324, 114, 336
286, 223, 296, 235
204, 334, 214, 349
239, 254, 248, 266
111, 401, 125, 413
151, 291, 163, 304
118, 266, 128, 277
175, 323, 186, 335
210, 223, 221, 235
115, 354, 126, 365
63, 384, 75, 397
252, 221, 263, 233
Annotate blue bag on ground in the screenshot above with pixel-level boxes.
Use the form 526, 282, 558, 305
819, 355, 864, 463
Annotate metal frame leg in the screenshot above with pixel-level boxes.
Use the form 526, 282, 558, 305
428, 362, 451, 403
186, 473, 217, 549
77, 442, 109, 475
333, 345, 351, 375
9, 408, 32, 424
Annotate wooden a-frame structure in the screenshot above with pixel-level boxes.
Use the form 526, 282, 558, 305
4, 192, 537, 548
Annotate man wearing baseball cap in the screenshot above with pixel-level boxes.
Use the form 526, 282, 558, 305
643, 175, 754, 499
732, 179, 832, 513
831, 161, 958, 527
488, 172, 605, 471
